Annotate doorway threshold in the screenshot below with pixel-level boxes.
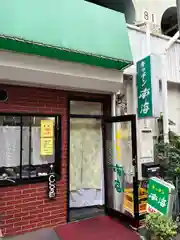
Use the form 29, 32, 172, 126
69, 206, 105, 222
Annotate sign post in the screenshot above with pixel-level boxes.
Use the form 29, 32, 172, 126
177, 0, 180, 34
147, 177, 175, 216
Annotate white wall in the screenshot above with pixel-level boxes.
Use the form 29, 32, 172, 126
133, 0, 176, 26
168, 83, 180, 134
0, 50, 124, 94
127, 27, 180, 84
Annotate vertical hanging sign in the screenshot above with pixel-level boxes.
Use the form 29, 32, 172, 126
137, 56, 153, 118
136, 55, 160, 118
48, 165, 56, 200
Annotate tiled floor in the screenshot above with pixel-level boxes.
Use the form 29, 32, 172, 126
3, 216, 141, 240
69, 206, 104, 222
3, 229, 60, 240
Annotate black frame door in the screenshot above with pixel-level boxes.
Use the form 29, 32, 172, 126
103, 114, 139, 228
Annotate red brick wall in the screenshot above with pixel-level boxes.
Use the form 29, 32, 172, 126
0, 85, 68, 236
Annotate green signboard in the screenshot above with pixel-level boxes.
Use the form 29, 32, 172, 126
136, 55, 153, 118
147, 177, 175, 216
147, 178, 169, 215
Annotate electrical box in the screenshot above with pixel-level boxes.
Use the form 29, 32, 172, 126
142, 162, 160, 178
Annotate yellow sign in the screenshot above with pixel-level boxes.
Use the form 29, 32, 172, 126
40, 120, 54, 156
116, 131, 121, 161
40, 120, 54, 138
40, 138, 54, 156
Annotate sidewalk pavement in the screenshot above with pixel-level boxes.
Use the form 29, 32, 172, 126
2, 228, 60, 240
176, 233, 180, 239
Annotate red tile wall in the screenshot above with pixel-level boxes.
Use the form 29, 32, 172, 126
0, 85, 67, 237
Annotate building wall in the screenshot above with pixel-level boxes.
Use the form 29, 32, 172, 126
133, 0, 176, 25
0, 85, 68, 236
168, 83, 180, 134
127, 27, 180, 84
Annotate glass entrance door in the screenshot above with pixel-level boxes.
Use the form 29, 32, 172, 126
103, 115, 139, 227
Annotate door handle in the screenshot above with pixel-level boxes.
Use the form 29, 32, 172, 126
132, 157, 136, 166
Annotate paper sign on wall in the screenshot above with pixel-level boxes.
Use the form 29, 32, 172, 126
41, 138, 54, 156
41, 120, 54, 138
40, 120, 54, 156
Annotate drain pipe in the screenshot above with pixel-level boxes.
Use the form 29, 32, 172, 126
161, 31, 179, 143
112, 93, 120, 210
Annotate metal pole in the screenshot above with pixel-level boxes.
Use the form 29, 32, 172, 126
161, 53, 169, 143
177, 0, 180, 33
143, 22, 151, 128
112, 94, 118, 209
146, 22, 151, 55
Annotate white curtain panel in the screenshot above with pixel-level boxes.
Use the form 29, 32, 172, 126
0, 126, 54, 167
0, 127, 20, 167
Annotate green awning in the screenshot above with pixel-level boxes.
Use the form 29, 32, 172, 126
0, 0, 133, 70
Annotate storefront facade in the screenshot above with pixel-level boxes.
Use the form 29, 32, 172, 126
0, 0, 133, 237
0, 85, 111, 236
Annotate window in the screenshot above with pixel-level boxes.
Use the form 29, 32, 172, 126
0, 114, 61, 185
70, 101, 102, 116
161, 7, 178, 37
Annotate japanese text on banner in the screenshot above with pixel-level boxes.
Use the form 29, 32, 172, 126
137, 56, 153, 118
147, 178, 169, 215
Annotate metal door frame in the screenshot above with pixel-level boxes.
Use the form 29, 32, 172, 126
103, 114, 139, 228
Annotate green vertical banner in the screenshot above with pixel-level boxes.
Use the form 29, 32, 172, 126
137, 55, 153, 118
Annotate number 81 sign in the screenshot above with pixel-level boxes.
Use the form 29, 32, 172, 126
143, 9, 156, 23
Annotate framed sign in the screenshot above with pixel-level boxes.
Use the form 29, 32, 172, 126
48, 170, 56, 200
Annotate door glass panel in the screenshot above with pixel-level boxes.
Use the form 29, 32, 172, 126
105, 120, 135, 218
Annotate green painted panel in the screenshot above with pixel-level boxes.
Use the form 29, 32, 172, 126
0, 37, 129, 70
0, 0, 133, 68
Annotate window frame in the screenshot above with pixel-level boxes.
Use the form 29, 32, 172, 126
0, 112, 61, 187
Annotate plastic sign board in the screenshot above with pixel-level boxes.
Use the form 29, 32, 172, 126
136, 55, 161, 118
48, 173, 56, 199
147, 177, 175, 216
48, 165, 56, 200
